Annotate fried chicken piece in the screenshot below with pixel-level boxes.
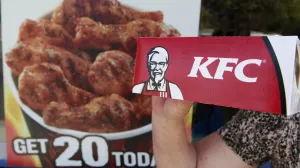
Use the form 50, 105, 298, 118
52, 0, 92, 36
130, 95, 152, 120
88, 50, 134, 96
51, 5, 64, 26
6, 40, 92, 91
74, 18, 180, 54
91, 0, 163, 24
43, 94, 133, 133
18, 63, 95, 112
19, 19, 91, 62
52, 0, 163, 35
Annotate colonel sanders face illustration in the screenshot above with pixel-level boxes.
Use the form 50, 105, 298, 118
147, 47, 169, 84
132, 46, 183, 100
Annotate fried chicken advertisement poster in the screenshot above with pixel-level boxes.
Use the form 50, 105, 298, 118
1, 0, 201, 167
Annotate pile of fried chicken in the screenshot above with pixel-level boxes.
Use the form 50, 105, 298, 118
5, 0, 180, 133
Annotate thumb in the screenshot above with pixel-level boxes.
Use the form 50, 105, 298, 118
165, 99, 193, 120
152, 96, 166, 113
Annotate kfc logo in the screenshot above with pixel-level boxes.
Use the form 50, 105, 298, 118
132, 46, 184, 100
188, 57, 263, 83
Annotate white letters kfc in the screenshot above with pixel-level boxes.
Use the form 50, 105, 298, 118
188, 57, 263, 83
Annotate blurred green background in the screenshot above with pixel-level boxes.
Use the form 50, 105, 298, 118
200, 0, 300, 36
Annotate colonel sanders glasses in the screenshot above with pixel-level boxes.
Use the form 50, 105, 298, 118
149, 61, 167, 69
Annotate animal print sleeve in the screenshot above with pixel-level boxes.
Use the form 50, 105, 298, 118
218, 110, 284, 167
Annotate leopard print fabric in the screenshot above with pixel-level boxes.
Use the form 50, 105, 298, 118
218, 110, 300, 168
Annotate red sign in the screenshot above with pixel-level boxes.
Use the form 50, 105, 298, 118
133, 36, 300, 116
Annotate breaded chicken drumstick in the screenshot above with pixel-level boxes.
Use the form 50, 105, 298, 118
18, 63, 95, 112
19, 19, 91, 62
43, 94, 133, 133
51, 0, 163, 35
6, 40, 92, 91
88, 50, 134, 96
74, 18, 180, 54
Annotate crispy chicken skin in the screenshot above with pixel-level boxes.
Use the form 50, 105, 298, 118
19, 19, 91, 62
130, 95, 152, 119
74, 18, 180, 53
18, 63, 95, 112
51, 5, 64, 26
52, 0, 163, 35
43, 94, 133, 133
88, 50, 134, 96
91, 0, 163, 24
6, 40, 92, 91
59, 0, 92, 35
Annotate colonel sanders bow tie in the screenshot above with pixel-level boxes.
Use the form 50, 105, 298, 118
152, 82, 161, 91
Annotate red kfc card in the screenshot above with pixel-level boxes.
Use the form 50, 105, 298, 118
132, 36, 300, 116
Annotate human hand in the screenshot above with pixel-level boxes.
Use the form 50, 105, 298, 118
152, 96, 196, 168
152, 97, 256, 168
152, 96, 193, 121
